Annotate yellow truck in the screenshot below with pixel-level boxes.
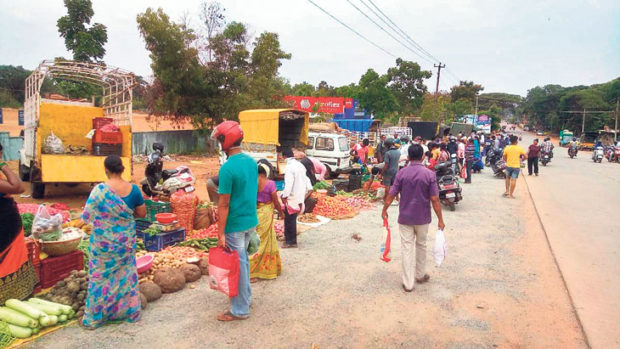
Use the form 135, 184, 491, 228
238, 109, 309, 176
20, 60, 135, 198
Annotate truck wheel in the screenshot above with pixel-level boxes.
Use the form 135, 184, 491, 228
18, 160, 30, 181
31, 182, 45, 199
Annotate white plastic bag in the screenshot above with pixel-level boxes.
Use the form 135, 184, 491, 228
42, 131, 65, 154
32, 204, 63, 241
433, 229, 447, 266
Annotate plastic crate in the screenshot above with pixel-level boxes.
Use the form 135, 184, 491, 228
333, 179, 349, 192
93, 117, 114, 130
145, 200, 171, 222
137, 228, 186, 252
25, 238, 41, 265
92, 142, 122, 156
32, 261, 42, 294
348, 174, 363, 192
39, 250, 84, 289
93, 129, 122, 144
136, 219, 152, 235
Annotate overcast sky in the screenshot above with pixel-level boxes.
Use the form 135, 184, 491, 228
0, 0, 618, 96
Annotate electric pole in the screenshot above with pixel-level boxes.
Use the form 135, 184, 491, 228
474, 94, 479, 117
582, 109, 586, 134
433, 62, 445, 121
615, 99, 619, 141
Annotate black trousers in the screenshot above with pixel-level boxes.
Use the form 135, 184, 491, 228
527, 157, 539, 175
465, 159, 473, 183
284, 208, 298, 245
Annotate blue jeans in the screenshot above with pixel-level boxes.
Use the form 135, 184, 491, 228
505, 166, 520, 179
226, 228, 253, 317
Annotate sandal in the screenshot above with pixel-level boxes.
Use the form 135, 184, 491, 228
415, 274, 430, 284
281, 243, 298, 249
217, 310, 248, 322
502, 193, 509, 197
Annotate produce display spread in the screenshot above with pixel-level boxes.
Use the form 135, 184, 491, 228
6, 177, 378, 344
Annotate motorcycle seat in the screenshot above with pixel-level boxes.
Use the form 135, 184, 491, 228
162, 169, 179, 180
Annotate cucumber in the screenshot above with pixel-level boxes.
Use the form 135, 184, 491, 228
58, 314, 67, 323
39, 315, 50, 327
7, 324, 33, 338
0, 307, 38, 328
25, 301, 63, 316
28, 298, 71, 315
32, 326, 39, 335
48, 315, 58, 326
5, 299, 46, 320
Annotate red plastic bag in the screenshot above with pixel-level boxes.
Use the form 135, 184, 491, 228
380, 218, 392, 262
460, 165, 467, 179
208, 247, 240, 298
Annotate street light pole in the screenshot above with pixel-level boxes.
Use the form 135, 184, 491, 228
615, 99, 619, 142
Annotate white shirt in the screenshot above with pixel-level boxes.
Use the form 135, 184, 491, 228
282, 158, 308, 210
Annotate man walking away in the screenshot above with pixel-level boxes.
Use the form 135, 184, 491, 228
382, 144, 446, 292
527, 139, 541, 176
502, 135, 526, 198
212, 121, 258, 322
380, 138, 401, 202
464, 138, 475, 184
281, 148, 308, 248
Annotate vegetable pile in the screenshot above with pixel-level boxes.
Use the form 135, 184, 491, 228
136, 250, 186, 283
312, 181, 331, 191
20, 214, 34, 237
38, 270, 88, 318
17, 204, 70, 222
298, 213, 320, 223
188, 223, 218, 239
0, 297, 77, 340
62, 219, 92, 235
175, 238, 218, 251
313, 196, 359, 220
170, 191, 198, 232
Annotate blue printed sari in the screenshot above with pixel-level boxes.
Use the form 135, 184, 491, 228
81, 183, 141, 329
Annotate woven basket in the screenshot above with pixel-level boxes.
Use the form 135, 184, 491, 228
40, 236, 82, 257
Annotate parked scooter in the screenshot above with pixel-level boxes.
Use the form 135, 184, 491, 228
592, 146, 604, 163
540, 150, 551, 166
141, 143, 196, 197
486, 148, 506, 178
434, 161, 462, 211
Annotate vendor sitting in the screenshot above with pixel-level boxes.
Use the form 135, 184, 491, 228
0, 149, 38, 304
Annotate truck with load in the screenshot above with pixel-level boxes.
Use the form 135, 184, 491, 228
407, 121, 438, 140
19, 60, 135, 198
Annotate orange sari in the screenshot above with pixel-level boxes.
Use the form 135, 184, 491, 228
0, 226, 38, 304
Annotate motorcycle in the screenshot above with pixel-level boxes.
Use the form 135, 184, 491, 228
592, 146, 604, 163
487, 148, 506, 178
450, 153, 458, 175
540, 151, 551, 166
141, 143, 196, 197
434, 161, 462, 211
613, 147, 620, 163
568, 145, 578, 159
604, 145, 618, 162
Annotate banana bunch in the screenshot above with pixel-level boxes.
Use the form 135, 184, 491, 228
62, 219, 92, 235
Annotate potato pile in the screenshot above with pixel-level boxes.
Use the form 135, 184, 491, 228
136, 250, 185, 283
39, 270, 88, 318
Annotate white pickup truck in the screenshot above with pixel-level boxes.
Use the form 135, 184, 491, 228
306, 132, 352, 178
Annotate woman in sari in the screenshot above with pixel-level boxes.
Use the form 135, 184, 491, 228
0, 148, 37, 305
81, 155, 146, 329
249, 164, 283, 281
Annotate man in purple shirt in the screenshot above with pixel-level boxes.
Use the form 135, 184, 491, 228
382, 144, 445, 292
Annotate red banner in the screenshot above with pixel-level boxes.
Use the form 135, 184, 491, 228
283, 96, 345, 114
344, 98, 353, 109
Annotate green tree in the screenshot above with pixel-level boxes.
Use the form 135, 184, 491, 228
386, 58, 432, 115
450, 81, 484, 103
247, 32, 291, 107
0, 65, 30, 107
57, 0, 107, 62
356, 69, 398, 120
291, 82, 315, 96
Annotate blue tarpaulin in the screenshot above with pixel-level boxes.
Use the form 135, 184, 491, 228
332, 119, 375, 133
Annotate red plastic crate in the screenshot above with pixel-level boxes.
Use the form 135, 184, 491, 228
39, 250, 84, 289
25, 238, 41, 265
93, 117, 114, 130
93, 129, 122, 144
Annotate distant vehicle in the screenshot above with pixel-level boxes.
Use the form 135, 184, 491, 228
536, 130, 544, 136
307, 132, 352, 178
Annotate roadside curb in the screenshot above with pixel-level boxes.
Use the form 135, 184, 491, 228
521, 174, 591, 349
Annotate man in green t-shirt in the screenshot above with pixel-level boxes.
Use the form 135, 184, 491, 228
211, 121, 258, 322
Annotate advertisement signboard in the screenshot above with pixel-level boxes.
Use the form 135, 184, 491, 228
283, 96, 345, 114
476, 114, 491, 133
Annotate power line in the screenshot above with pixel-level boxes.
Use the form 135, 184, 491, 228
345, 0, 434, 65
305, 0, 396, 58
365, 0, 439, 63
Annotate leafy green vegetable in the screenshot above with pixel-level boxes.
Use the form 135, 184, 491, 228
20, 213, 34, 237
77, 239, 90, 269
313, 181, 330, 191
144, 226, 161, 237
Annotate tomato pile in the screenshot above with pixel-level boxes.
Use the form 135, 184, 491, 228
188, 223, 218, 239
313, 196, 359, 219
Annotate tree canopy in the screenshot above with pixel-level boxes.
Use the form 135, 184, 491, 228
57, 0, 108, 62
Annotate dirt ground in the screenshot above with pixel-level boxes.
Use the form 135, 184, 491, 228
21, 164, 586, 348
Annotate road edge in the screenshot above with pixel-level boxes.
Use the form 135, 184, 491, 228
521, 175, 591, 349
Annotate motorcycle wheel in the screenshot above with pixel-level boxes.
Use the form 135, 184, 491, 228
542, 162, 547, 166
142, 184, 154, 197
448, 202, 456, 212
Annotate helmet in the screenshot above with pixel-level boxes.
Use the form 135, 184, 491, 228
384, 138, 394, 147
449, 137, 456, 142
573, 137, 576, 141
211, 121, 243, 151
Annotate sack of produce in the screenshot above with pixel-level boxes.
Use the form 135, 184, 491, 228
433, 229, 447, 266
247, 230, 261, 255
194, 207, 212, 230
380, 218, 392, 263
171, 191, 198, 232
32, 205, 63, 241
208, 247, 239, 298
42, 132, 64, 154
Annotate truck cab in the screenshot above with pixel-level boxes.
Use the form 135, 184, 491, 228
306, 132, 352, 178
